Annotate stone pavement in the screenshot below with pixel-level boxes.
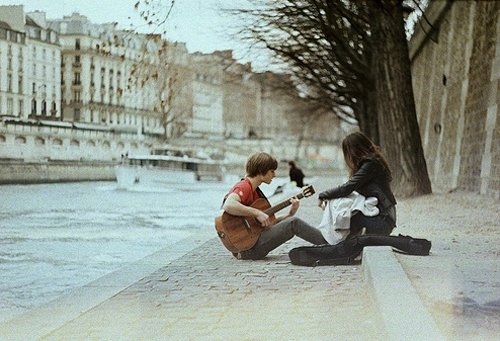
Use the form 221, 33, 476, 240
0, 233, 388, 340
0, 179, 499, 340
390, 191, 500, 340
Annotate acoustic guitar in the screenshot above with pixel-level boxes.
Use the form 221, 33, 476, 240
214, 185, 315, 253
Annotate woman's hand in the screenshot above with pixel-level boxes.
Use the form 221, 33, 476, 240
318, 199, 326, 210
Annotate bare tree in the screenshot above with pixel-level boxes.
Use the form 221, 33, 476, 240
233, 0, 432, 196
128, 36, 192, 140
133, 0, 176, 35
133, 0, 432, 196
231, 1, 378, 141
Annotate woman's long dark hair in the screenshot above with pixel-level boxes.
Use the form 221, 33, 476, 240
342, 132, 392, 181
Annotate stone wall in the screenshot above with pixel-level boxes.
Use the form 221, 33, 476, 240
0, 119, 344, 184
410, 0, 499, 198
0, 120, 153, 162
0, 160, 115, 184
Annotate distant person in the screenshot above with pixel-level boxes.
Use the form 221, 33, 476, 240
288, 160, 305, 187
216, 152, 327, 260
318, 132, 397, 237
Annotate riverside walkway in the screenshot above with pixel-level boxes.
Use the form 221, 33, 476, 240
0, 233, 389, 340
0, 179, 499, 340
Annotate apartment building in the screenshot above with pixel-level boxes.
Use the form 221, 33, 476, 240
49, 13, 155, 133
1, 6, 342, 167
0, 6, 60, 120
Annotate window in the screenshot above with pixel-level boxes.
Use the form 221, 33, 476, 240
74, 72, 80, 85
109, 69, 114, 89
31, 99, 37, 114
7, 98, 13, 115
75, 39, 80, 50
7, 74, 12, 92
18, 99, 23, 116
18, 75, 22, 94
42, 100, 47, 115
52, 138, 62, 146
51, 101, 57, 115
35, 137, 45, 145
101, 69, 105, 88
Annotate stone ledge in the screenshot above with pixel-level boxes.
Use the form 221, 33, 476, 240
362, 246, 445, 341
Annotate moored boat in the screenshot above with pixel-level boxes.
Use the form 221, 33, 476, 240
115, 147, 225, 189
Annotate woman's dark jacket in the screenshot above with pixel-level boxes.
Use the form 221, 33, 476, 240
318, 158, 397, 226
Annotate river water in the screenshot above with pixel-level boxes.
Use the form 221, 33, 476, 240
0, 178, 260, 322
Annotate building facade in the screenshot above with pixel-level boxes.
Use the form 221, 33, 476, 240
0, 5, 28, 119
0, 5, 343, 183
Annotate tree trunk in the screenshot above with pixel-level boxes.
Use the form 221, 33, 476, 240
369, 0, 432, 197
357, 88, 380, 145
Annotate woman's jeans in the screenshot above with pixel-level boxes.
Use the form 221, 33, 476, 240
238, 216, 327, 260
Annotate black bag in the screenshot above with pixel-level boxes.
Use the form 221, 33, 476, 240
289, 234, 431, 267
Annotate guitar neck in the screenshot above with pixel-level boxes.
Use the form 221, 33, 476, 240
264, 192, 305, 216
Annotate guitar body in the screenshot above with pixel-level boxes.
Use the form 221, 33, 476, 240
215, 198, 276, 253
214, 185, 315, 254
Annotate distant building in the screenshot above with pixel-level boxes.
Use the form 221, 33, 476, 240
48, 12, 158, 134
222, 55, 260, 139
0, 7, 26, 118
1, 5, 343, 171
0, 6, 61, 120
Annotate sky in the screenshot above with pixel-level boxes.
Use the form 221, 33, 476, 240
0, 0, 272, 70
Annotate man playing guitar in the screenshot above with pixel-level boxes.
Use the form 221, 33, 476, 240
220, 152, 327, 260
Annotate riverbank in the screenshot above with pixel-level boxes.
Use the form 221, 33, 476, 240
0, 177, 498, 339
0, 159, 116, 184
